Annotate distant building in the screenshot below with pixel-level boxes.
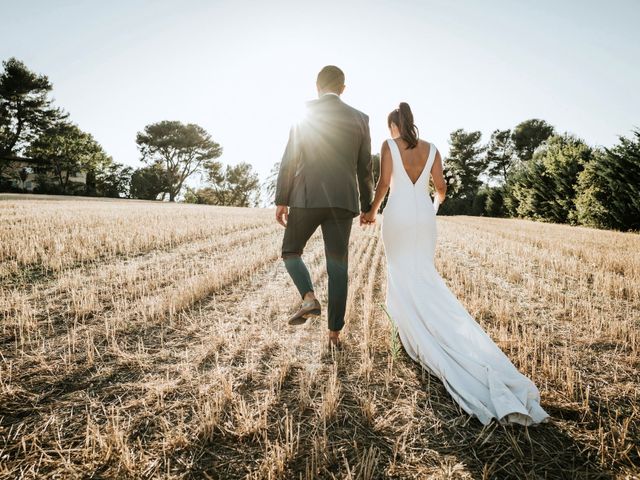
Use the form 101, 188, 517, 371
0, 155, 87, 192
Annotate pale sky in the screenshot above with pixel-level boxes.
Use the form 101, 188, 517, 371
2, 0, 639, 199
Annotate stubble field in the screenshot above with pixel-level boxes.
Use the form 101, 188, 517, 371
0, 197, 638, 479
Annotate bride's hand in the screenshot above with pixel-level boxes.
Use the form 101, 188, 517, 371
361, 210, 377, 225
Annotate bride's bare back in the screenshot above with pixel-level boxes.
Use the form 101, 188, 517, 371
393, 138, 432, 184
378, 138, 446, 197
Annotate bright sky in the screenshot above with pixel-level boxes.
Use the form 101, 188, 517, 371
2, 0, 639, 199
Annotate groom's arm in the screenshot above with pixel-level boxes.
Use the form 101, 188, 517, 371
357, 114, 374, 213
274, 125, 299, 206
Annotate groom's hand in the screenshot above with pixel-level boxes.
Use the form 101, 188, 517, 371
276, 205, 289, 227
360, 210, 376, 226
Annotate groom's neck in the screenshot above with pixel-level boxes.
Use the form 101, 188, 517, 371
317, 89, 341, 98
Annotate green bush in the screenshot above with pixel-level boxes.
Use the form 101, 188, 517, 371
484, 186, 506, 217
509, 134, 592, 224
575, 130, 640, 231
438, 195, 474, 215
471, 189, 488, 216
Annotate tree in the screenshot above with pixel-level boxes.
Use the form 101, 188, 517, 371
130, 165, 170, 200
370, 153, 391, 212
18, 167, 28, 189
0, 106, 10, 181
486, 129, 516, 182
512, 119, 555, 162
0, 57, 64, 156
136, 121, 222, 202
264, 161, 280, 204
26, 121, 108, 194
94, 162, 132, 198
575, 129, 640, 231
196, 161, 261, 207
507, 158, 550, 221
182, 187, 205, 204
371, 153, 380, 183
467, 185, 507, 217
510, 134, 591, 223
471, 187, 489, 216
484, 186, 506, 217
437, 130, 486, 216
445, 129, 486, 199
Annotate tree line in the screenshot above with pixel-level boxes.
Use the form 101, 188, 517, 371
2, 57, 637, 231
265, 119, 639, 232
0, 58, 261, 206
436, 119, 639, 231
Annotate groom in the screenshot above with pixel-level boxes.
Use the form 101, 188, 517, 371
274, 65, 374, 349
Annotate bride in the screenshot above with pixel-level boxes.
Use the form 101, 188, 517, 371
361, 102, 550, 426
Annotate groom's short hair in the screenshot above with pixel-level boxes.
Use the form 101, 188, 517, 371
317, 65, 345, 93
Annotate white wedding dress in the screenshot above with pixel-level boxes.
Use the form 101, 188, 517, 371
380, 138, 550, 426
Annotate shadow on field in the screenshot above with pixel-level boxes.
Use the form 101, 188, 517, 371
408, 362, 614, 480
138, 343, 621, 480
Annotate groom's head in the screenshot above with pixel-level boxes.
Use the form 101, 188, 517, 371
316, 65, 345, 97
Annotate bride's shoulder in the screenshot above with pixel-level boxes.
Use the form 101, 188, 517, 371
419, 138, 439, 152
380, 139, 393, 159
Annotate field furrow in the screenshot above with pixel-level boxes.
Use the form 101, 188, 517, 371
0, 200, 638, 479
0, 201, 273, 282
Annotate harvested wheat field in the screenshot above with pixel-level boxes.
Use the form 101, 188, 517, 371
0, 197, 638, 479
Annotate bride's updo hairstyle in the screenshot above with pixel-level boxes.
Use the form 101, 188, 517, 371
387, 102, 419, 149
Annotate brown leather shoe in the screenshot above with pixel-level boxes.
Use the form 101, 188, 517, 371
327, 336, 344, 351
320, 339, 344, 361
287, 298, 321, 325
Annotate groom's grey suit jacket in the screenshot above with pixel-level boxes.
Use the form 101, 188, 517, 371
274, 94, 374, 217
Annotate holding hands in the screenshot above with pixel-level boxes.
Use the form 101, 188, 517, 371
360, 208, 377, 226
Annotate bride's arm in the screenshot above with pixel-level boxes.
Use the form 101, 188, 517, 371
369, 141, 392, 214
430, 149, 447, 203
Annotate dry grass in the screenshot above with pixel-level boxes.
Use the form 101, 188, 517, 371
0, 197, 638, 479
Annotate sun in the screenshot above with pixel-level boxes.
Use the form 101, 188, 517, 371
285, 99, 311, 128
